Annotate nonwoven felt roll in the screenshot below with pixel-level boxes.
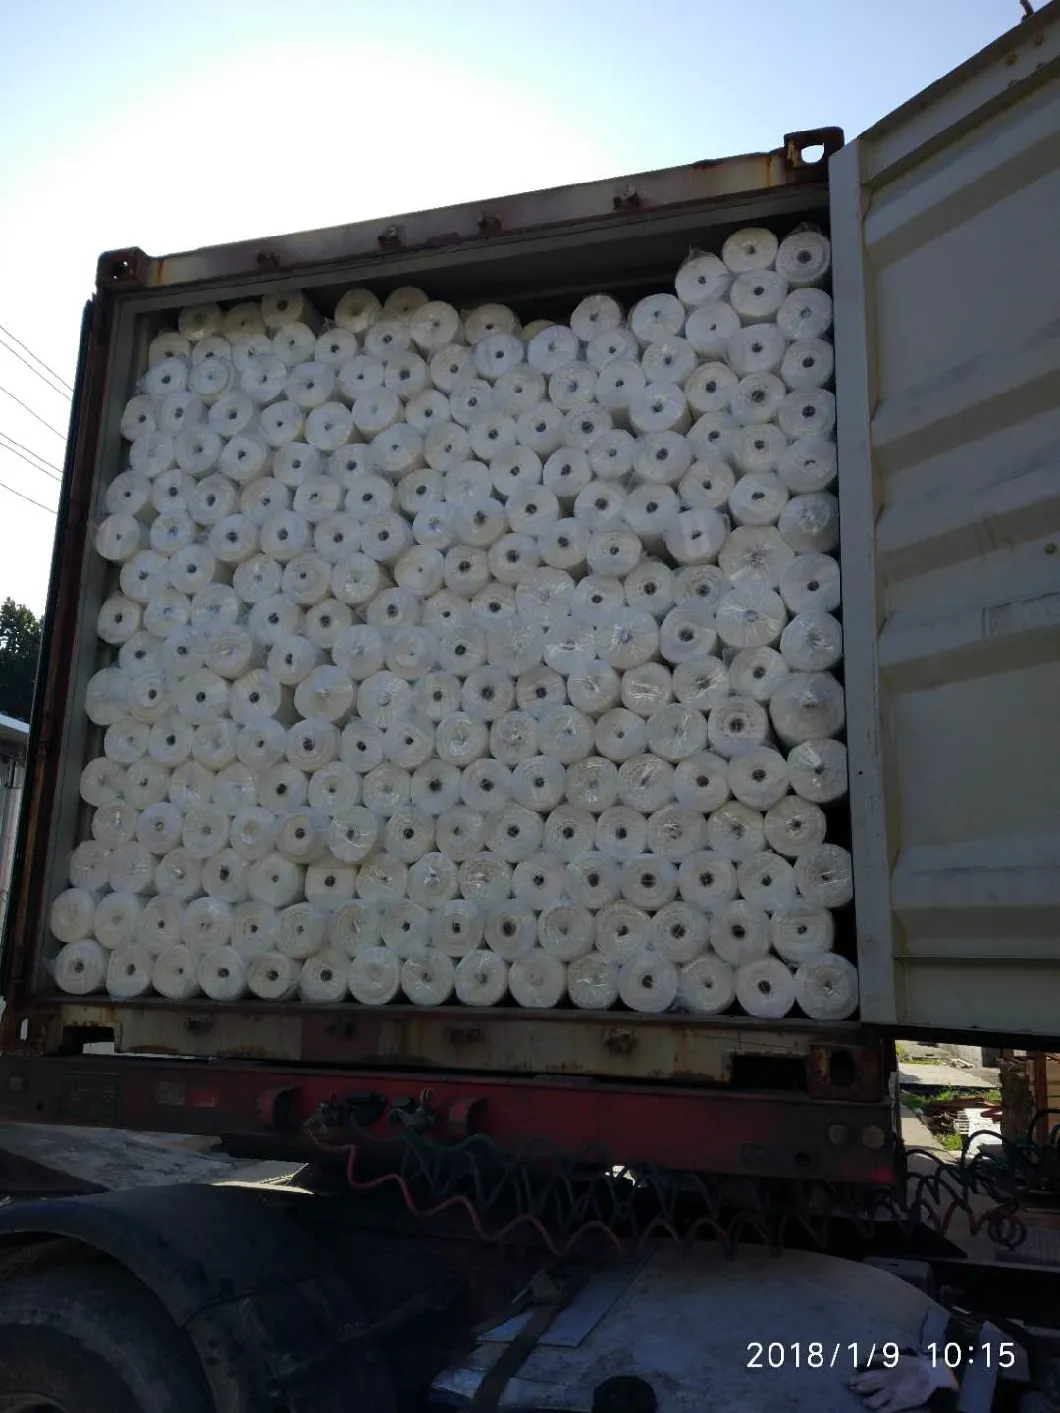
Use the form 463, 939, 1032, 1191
348, 946, 401, 1004
106, 944, 154, 1000
736, 957, 796, 1019
779, 611, 843, 672
765, 794, 829, 862
199, 947, 249, 1001
672, 753, 729, 814
793, 844, 854, 909
679, 953, 736, 1014
727, 746, 790, 809
726, 645, 789, 703
248, 950, 301, 1001
722, 227, 778, 273
401, 951, 456, 1006
328, 900, 380, 958
786, 739, 848, 805
154, 848, 203, 901
736, 850, 797, 912
68, 841, 112, 892
711, 900, 771, 967
53, 938, 108, 996
795, 954, 858, 1020
677, 850, 739, 911
430, 899, 483, 957
298, 950, 350, 1003
777, 287, 833, 341
650, 900, 708, 963
671, 659, 730, 713
152, 945, 202, 1000
619, 953, 679, 1013
775, 229, 831, 287
645, 804, 706, 861
50, 887, 98, 944
706, 697, 769, 759
769, 671, 845, 746
705, 802, 766, 861
137, 895, 184, 955
771, 902, 835, 964
454, 950, 508, 1006
620, 854, 678, 911
509, 949, 566, 1008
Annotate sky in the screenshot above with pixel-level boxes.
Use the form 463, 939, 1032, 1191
0, 0, 1020, 615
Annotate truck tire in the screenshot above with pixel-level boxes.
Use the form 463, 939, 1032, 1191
0, 1261, 213, 1413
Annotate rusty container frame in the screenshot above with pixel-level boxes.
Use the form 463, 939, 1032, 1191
0, 129, 875, 1100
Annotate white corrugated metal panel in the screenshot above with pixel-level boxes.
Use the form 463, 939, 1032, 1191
831, 5, 1060, 1034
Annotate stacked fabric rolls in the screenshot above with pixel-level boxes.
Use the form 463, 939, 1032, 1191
50, 223, 858, 1020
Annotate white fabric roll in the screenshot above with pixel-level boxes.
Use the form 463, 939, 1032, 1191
705, 802, 766, 861
276, 901, 327, 959
50, 887, 98, 944
620, 664, 673, 721
181, 895, 232, 951
722, 227, 778, 273
234, 554, 283, 608
509, 949, 566, 1008
777, 287, 833, 341
685, 302, 741, 359
729, 372, 786, 427
674, 252, 730, 308
91, 800, 137, 848
564, 660, 618, 718
327, 808, 380, 864
121, 393, 159, 440
729, 470, 789, 526
230, 901, 280, 958
671, 659, 730, 712
173, 758, 221, 808
560, 851, 617, 910
96, 513, 145, 563
730, 271, 788, 324
646, 705, 708, 763
586, 326, 638, 370
672, 754, 730, 814
293, 665, 355, 723
229, 807, 280, 863
718, 528, 794, 591
623, 558, 674, 618
778, 553, 841, 618
428, 899, 481, 957
454, 950, 507, 1005
594, 360, 646, 419
651, 900, 708, 963
53, 938, 108, 995
202, 848, 249, 902
727, 746, 790, 809
248, 950, 301, 1001
68, 841, 113, 892
786, 740, 848, 805
679, 954, 735, 1014
794, 844, 854, 908
594, 806, 647, 862
778, 389, 836, 442
152, 944, 202, 999
81, 757, 126, 807
315, 329, 359, 369
130, 431, 178, 479
780, 611, 843, 671
247, 852, 304, 908
531, 899, 593, 961
594, 609, 659, 671
406, 852, 459, 908
736, 957, 796, 1019
154, 848, 203, 901
711, 900, 771, 966
281, 553, 332, 608
400, 950, 455, 1006
645, 804, 706, 860
190, 357, 239, 407
107, 466, 154, 517
510, 757, 566, 814
628, 383, 689, 436
776, 230, 831, 287
198, 947, 249, 1000
594, 709, 647, 764
619, 953, 678, 1013
190, 720, 239, 771
97, 595, 142, 646
795, 954, 858, 1020
525, 324, 578, 375
182, 804, 230, 860
299, 950, 350, 1002
715, 585, 787, 650
137, 895, 184, 955
515, 403, 565, 457
737, 850, 797, 911
458, 853, 513, 908
660, 507, 726, 567
568, 293, 622, 342
538, 805, 592, 861
611, 756, 671, 815
642, 337, 697, 386
776, 440, 837, 498
276, 808, 329, 865
568, 952, 621, 1010
328, 900, 379, 957
335, 288, 382, 335
688, 411, 737, 463
150, 511, 195, 556
769, 671, 845, 746
487, 712, 537, 770
136, 802, 184, 855
707, 697, 769, 759
771, 903, 835, 964
684, 361, 738, 417
174, 424, 222, 476
483, 905, 536, 960
348, 946, 401, 1004
780, 339, 834, 392
621, 854, 678, 911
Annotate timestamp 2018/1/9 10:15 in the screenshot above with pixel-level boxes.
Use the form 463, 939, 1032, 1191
746, 1342, 1017, 1370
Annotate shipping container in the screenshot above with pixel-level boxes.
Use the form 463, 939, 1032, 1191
0, 2, 1057, 1186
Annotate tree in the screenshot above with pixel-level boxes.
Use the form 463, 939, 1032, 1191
0, 599, 42, 722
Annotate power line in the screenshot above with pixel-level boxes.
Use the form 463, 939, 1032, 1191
0, 321, 73, 394
0, 431, 62, 475
0, 433, 63, 483
0, 478, 56, 515
0, 332, 71, 401
0, 385, 66, 439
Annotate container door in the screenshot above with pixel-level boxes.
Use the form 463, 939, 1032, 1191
831, 5, 1060, 1035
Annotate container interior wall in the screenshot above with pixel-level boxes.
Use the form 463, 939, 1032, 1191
34, 178, 840, 1048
